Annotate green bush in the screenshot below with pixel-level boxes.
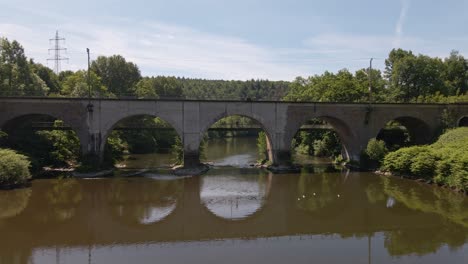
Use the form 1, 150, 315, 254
0, 130, 6, 147
433, 148, 468, 191
171, 136, 184, 165
0, 149, 31, 186
0, 130, 6, 139
103, 131, 128, 166
257, 131, 269, 162
410, 150, 436, 179
382, 127, 468, 192
448, 159, 468, 190
365, 138, 388, 164
382, 146, 431, 176
432, 127, 468, 147
36, 120, 80, 166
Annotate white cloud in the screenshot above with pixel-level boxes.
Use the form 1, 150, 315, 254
1, 5, 467, 80
0, 20, 311, 80
394, 0, 410, 47
302, 32, 468, 74
304, 33, 425, 57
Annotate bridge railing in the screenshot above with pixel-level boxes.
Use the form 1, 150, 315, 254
0, 91, 286, 102
1, 93, 467, 105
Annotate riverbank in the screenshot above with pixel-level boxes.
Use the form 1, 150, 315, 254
374, 170, 468, 195
378, 127, 468, 194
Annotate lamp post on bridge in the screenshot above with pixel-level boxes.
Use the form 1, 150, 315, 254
364, 58, 373, 125
369, 57, 373, 104
86, 48, 93, 113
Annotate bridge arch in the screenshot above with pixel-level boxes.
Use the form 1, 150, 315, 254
199, 113, 275, 165
285, 115, 357, 162
0, 113, 85, 166
458, 116, 468, 127
1, 113, 87, 151
100, 114, 183, 167
375, 116, 433, 147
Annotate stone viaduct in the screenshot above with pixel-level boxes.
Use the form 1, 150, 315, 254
0, 97, 467, 168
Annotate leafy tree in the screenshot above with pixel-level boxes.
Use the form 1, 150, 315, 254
91, 55, 141, 96
61, 70, 111, 97
31, 62, 61, 94
135, 76, 183, 99
134, 78, 158, 98
384, 48, 414, 79
388, 54, 446, 102
284, 69, 374, 102
354, 68, 387, 102
442, 50, 468, 95
58, 70, 74, 82
0, 38, 48, 96
178, 77, 289, 100
313, 131, 341, 158
384, 48, 463, 102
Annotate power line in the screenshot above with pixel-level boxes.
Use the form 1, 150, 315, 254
47, 30, 69, 74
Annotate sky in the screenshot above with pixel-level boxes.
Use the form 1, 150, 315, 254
0, 0, 467, 81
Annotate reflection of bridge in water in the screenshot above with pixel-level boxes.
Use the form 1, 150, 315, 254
2, 170, 464, 263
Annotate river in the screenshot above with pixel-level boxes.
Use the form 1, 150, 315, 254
0, 137, 467, 264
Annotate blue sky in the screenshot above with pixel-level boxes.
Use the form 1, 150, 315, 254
1, 0, 467, 80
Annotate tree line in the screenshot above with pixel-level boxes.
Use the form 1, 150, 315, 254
2, 37, 467, 103
0, 38, 290, 100
285, 49, 468, 103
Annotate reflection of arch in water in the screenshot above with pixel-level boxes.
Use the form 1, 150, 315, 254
108, 178, 183, 225
200, 170, 272, 220
139, 203, 177, 224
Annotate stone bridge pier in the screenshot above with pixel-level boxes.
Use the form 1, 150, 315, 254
1, 98, 467, 173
